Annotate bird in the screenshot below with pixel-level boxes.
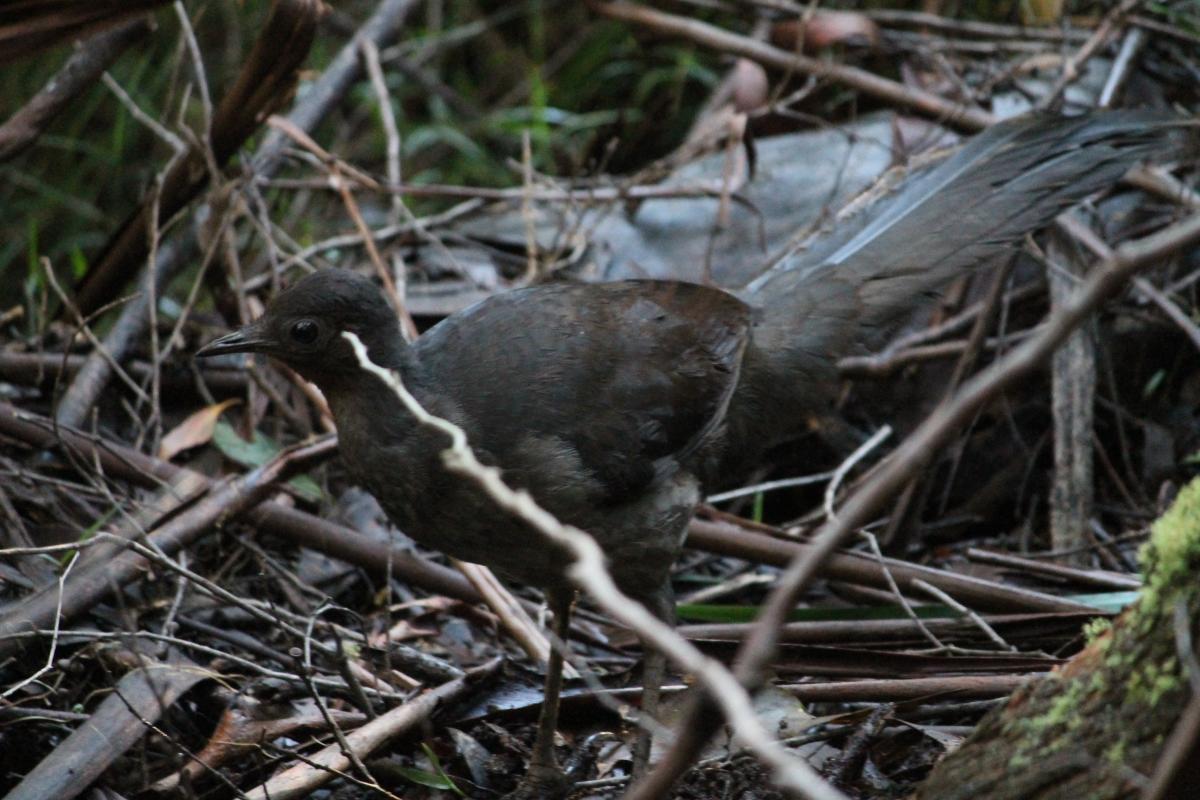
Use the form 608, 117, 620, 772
197, 111, 1179, 798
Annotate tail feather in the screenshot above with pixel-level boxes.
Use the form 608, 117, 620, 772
750, 110, 1188, 357
722, 111, 1191, 464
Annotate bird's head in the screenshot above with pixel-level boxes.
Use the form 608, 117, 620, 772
196, 269, 406, 386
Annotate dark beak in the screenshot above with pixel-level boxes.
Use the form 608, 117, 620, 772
196, 325, 271, 358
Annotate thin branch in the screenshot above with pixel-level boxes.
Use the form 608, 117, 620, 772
591, 0, 995, 131
824, 425, 891, 521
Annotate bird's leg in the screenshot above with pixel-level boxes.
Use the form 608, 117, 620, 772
510, 588, 574, 798
632, 645, 665, 777
631, 590, 674, 777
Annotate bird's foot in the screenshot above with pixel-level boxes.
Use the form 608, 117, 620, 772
501, 762, 570, 800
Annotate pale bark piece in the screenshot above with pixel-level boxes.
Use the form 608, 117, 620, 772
6, 658, 210, 800
244, 661, 498, 800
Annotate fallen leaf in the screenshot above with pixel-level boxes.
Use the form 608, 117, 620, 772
211, 421, 324, 503
158, 399, 241, 460
771, 12, 881, 52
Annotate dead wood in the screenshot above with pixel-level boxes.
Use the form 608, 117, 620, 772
0, 1, 166, 64
0, 19, 151, 161
914, 480, 1200, 800
70, 0, 324, 319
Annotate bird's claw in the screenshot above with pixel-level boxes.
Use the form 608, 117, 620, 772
501, 762, 570, 800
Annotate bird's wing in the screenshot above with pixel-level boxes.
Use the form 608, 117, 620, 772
416, 280, 752, 504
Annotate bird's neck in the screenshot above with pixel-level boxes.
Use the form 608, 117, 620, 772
361, 326, 416, 373
322, 360, 447, 518
323, 345, 427, 427
323, 352, 438, 465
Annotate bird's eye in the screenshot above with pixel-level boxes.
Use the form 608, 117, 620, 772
290, 319, 319, 344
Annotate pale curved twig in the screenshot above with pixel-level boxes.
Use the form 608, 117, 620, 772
342, 331, 847, 800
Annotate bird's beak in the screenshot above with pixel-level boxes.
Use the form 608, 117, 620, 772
196, 325, 271, 358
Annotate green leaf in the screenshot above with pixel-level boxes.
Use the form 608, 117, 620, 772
25, 216, 39, 277
69, 246, 88, 280
394, 766, 457, 791
1143, 368, 1166, 398
61, 507, 118, 566
212, 421, 277, 468
425, 742, 465, 796
286, 474, 323, 504
212, 422, 323, 503
396, 744, 465, 796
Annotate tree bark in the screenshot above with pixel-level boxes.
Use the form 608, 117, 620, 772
915, 479, 1200, 799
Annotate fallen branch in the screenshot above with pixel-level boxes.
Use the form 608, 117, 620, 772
5, 655, 210, 800
244, 659, 500, 800
0, 18, 151, 161
0, 436, 330, 660
591, 0, 995, 131
0, 403, 480, 623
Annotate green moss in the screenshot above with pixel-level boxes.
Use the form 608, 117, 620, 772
1150, 657, 1180, 706
1004, 674, 1086, 764
1008, 751, 1032, 771
997, 480, 1200, 772
1083, 616, 1112, 643
1139, 479, 1200, 616
927, 482, 1200, 794
1116, 479, 1200, 708
1042, 688, 1080, 729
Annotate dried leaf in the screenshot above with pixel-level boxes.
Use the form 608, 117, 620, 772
771, 12, 881, 52
158, 399, 241, 460
1020, 0, 1065, 25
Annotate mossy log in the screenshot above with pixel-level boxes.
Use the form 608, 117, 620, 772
914, 479, 1200, 800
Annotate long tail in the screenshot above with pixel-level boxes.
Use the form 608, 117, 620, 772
724, 111, 1190, 460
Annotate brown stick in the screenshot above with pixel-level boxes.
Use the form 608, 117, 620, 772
677, 611, 1105, 645
687, 518, 1091, 613
0, 437, 330, 660
73, 0, 323, 317
56, 0, 325, 430
1035, 0, 1141, 111
0, 404, 479, 614
591, 0, 995, 131
0, 350, 246, 394
0, 1, 166, 63
0, 19, 151, 161
966, 548, 1141, 591
243, 659, 500, 800
5, 656, 209, 800
781, 674, 1031, 703
1141, 689, 1200, 800
1046, 229, 1097, 566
